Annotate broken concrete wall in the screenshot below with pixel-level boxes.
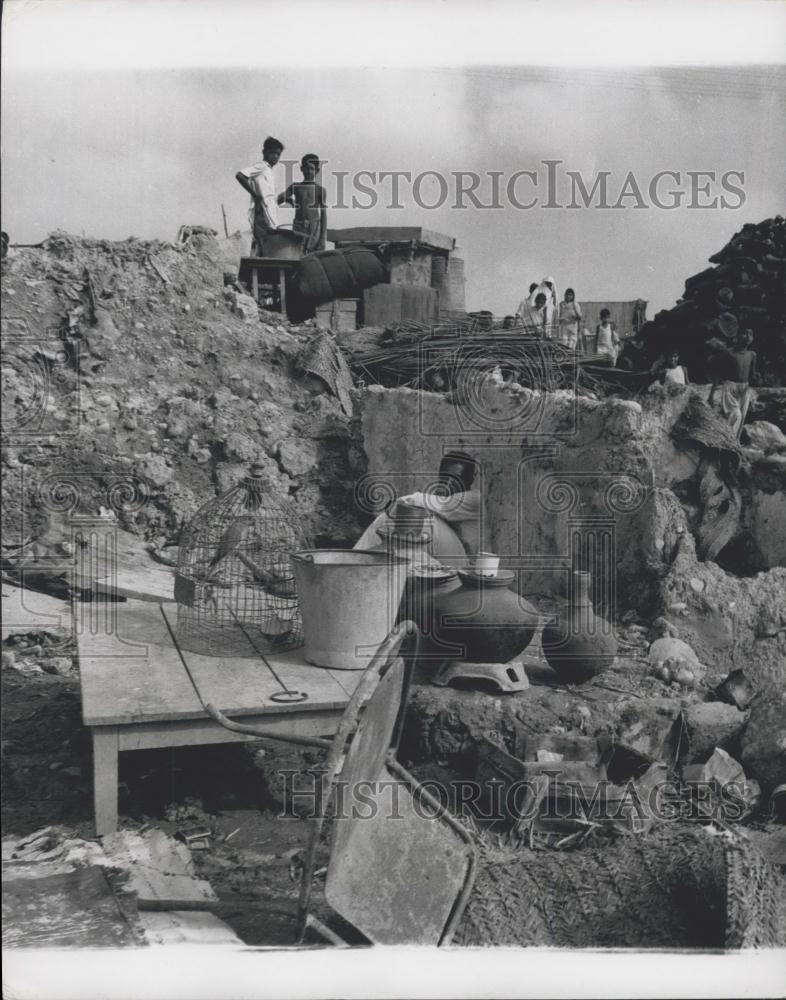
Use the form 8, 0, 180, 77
356, 383, 665, 610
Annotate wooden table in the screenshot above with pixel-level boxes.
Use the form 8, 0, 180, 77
238, 257, 299, 315
78, 600, 361, 836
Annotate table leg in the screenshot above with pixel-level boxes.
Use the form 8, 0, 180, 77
279, 269, 287, 316
93, 726, 119, 837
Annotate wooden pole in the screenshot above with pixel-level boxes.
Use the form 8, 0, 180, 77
221, 204, 229, 238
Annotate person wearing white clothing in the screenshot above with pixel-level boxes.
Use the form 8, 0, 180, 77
558, 288, 582, 349
236, 136, 284, 255
596, 308, 621, 362
663, 353, 689, 386
528, 276, 559, 338
354, 453, 482, 568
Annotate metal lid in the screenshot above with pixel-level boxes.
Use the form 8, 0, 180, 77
457, 569, 515, 587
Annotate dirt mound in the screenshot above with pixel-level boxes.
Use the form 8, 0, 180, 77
1, 231, 365, 556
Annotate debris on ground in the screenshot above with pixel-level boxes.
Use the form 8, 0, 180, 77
2, 231, 364, 557
2, 224, 785, 952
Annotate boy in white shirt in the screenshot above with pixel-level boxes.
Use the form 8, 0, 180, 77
236, 136, 284, 255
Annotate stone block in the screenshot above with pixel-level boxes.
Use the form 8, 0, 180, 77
681, 702, 747, 763
741, 690, 786, 793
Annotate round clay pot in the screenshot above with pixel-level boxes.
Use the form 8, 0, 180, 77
541, 571, 617, 683
399, 569, 462, 631
430, 569, 538, 664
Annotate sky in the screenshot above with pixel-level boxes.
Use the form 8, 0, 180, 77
2, 0, 785, 319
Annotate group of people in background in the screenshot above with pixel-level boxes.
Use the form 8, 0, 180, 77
512, 278, 621, 361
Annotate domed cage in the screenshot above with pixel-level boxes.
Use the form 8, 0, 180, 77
174, 464, 310, 657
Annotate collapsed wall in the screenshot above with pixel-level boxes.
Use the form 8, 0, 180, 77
1, 232, 365, 554
356, 381, 786, 685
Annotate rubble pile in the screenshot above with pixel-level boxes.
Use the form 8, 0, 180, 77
1, 231, 365, 560
643, 216, 786, 384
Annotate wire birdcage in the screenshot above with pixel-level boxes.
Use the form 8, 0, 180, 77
175, 464, 309, 657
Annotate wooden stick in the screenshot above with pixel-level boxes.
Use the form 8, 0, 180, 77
137, 898, 349, 946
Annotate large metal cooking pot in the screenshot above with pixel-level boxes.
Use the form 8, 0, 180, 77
260, 226, 303, 260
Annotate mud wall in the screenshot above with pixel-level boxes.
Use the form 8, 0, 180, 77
355, 383, 786, 680
356, 383, 661, 611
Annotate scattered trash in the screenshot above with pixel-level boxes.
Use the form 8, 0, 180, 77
714, 668, 756, 711
164, 798, 211, 826
683, 747, 745, 785
680, 702, 748, 763
683, 749, 761, 822
174, 828, 212, 851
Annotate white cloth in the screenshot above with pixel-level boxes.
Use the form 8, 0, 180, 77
239, 160, 279, 229
354, 489, 482, 568
517, 300, 547, 335
664, 365, 687, 386
527, 276, 559, 338
558, 300, 582, 347
596, 322, 619, 360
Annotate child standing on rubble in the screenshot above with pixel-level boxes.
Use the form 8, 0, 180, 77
662, 351, 689, 386
278, 153, 327, 254
707, 330, 757, 438
595, 309, 621, 362
558, 288, 582, 350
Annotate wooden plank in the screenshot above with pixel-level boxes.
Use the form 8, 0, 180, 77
328, 227, 455, 252
1, 583, 72, 638
93, 727, 119, 837
117, 709, 344, 751
102, 829, 216, 901
238, 257, 298, 287
2, 867, 145, 948
79, 600, 360, 726
93, 568, 175, 603
100, 830, 243, 946
240, 257, 299, 266
86, 527, 176, 603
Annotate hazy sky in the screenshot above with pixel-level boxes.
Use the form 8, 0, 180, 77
2, 1, 785, 317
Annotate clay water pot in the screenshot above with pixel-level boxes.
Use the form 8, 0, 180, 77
393, 501, 430, 537
399, 569, 462, 630
541, 571, 617, 683
430, 569, 538, 664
